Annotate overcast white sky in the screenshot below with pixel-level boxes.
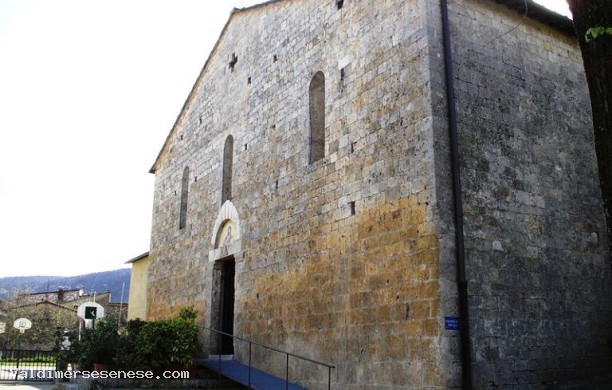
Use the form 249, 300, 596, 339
0, 0, 571, 278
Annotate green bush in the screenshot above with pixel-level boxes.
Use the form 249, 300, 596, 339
116, 318, 145, 369
135, 306, 201, 370
74, 317, 119, 369
67, 307, 200, 371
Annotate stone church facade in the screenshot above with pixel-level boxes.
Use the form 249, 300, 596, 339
146, 0, 612, 388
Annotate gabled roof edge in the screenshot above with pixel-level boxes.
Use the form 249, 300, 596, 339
149, 9, 237, 174
150, 2, 284, 174
148, 0, 573, 174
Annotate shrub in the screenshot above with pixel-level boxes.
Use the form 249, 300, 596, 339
75, 317, 119, 369
67, 307, 200, 372
168, 307, 200, 367
133, 306, 201, 370
137, 306, 200, 369
116, 319, 146, 369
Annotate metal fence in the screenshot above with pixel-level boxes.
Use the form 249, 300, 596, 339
0, 349, 57, 382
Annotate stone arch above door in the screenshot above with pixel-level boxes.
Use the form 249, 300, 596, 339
209, 200, 241, 262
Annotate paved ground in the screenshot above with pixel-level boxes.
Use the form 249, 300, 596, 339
0, 382, 54, 390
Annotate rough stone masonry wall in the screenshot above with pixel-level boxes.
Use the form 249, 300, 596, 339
437, 0, 612, 387
424, 0, 466, 386
148, 0, 452, 388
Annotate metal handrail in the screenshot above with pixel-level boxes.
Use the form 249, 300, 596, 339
199, 326, 334, 390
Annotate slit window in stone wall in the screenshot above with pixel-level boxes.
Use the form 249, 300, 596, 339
179, 166, 190, 230
222, 135, 234, 204
229, 53, 238, 72
309, 71, 326, 164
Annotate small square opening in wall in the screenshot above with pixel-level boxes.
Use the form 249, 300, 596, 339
337, 0, 344, 9
349, 201, 356, 216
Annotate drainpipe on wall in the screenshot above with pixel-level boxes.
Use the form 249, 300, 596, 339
440, 0, 473, 388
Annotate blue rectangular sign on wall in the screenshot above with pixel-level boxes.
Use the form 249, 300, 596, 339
445, 316, 460, 330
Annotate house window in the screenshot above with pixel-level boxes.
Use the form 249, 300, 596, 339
309, 71, 325, 164
179, 166, 190, 230
222, 135, 233, 204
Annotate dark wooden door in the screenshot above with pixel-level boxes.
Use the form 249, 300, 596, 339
220, 259, 235, 355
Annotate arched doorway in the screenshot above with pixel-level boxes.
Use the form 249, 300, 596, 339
209, 201, 241, 356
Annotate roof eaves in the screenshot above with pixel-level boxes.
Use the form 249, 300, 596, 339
492, 0, 574, 36
13, 300, 77, 312
125, 251, 150, 264
22, 288, 82, 296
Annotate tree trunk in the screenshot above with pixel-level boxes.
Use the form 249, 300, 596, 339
566, 0, 612, 257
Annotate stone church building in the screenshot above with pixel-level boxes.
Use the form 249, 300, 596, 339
145, 0, 612, 388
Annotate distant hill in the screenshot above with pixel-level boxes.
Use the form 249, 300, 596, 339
0, 268, 131, 303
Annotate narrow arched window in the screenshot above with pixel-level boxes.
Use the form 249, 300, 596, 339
179, 166, 190, 230
222, 135, 233, 204
309, 71, 325, 164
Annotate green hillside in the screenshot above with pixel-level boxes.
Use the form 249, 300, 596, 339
0, 268, 131, 303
